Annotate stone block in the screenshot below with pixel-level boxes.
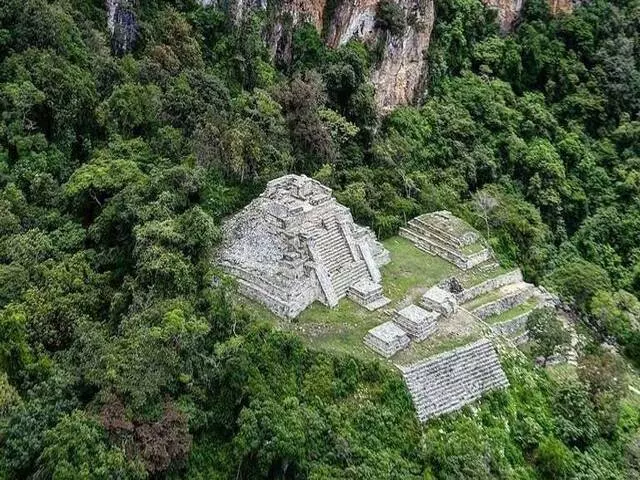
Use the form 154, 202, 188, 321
363, 321, 411, 358
421, 286, 458, 317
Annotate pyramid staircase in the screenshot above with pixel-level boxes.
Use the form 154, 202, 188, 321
308, 216, 384, 307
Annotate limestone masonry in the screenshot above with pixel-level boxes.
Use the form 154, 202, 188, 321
218, 174, 390, 318
400, 211, 493, 270
400, 339, 510, 421
364, 321, 411, 358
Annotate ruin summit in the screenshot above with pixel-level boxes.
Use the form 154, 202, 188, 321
217, 174, 556, 421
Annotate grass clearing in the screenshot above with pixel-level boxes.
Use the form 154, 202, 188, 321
235, 236, 486, 364
379, 237, 458, 302
462, 288, 504, 311
457, 263, 510, 289
393, 333, 481, 366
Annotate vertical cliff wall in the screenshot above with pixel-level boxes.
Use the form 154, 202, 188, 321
481, 0, 573, 31
106, 0, 138, 55
208, 0, 434, 110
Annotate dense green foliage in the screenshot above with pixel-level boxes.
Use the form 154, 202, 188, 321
1, 0, 640, 478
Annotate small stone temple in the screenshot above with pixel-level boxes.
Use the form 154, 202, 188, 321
363, 321, 411, 358
218, 175, 390, 318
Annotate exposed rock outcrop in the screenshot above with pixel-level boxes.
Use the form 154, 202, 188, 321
481, 0, 524, 31
105, 0, 138, 55
369, 1, 434, 109
482, 0, 573, 31
210, 0, 434, 110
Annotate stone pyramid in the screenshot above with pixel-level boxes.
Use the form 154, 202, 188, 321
218, 175, 390, 318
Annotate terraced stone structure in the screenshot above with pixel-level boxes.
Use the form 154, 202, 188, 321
218, 175, 390, 318
393, 304, 439, 341
400, 339, 510, 421
364, 321, 411, 358
400, 211, 492, 270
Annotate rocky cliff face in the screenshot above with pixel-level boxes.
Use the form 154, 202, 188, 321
323, 0, 433, 109
213, 0, 434, 110
106, 0, 137, 55
481, 0, 573, 31
481, 0, 524, 31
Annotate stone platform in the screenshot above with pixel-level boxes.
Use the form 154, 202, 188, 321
400, 211, 492, 270
400, 339, 509, 421
364, 321, 411, 358
348, 279, 391, 311
393, 304, 439, 341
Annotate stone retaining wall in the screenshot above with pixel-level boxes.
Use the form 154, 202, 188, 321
456, 270, 523, 304
473, 285, 535, 319
465, 249, 494, 269
490, 312, 530, 337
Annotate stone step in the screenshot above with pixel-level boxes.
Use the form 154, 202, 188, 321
330, 262, 370, 298
455, 269, 523, 304
411, 216, 463, 247
408, 219, 461, 251
489, 310, 533, 338
400, 228, 471, 269
361, 295, 391, 311
403, 224, 464, 258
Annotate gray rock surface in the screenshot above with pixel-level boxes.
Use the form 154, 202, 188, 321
400, 339, 509, 421
364, 321, 411, 357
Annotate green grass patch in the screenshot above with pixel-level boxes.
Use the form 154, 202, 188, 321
380, 236, 458, 302
462, 288, 504, 311
546, 363, 578, 383
484, 297, 539, 325
457, 264, 510, 289
393, 333, 481, 366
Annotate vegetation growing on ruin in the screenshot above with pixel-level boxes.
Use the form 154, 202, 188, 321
1, 0, 640, 478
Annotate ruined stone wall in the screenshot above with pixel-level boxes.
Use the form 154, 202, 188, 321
454, 269, 523, 304
473, 285, 535, 319
490, 311, 529, 337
